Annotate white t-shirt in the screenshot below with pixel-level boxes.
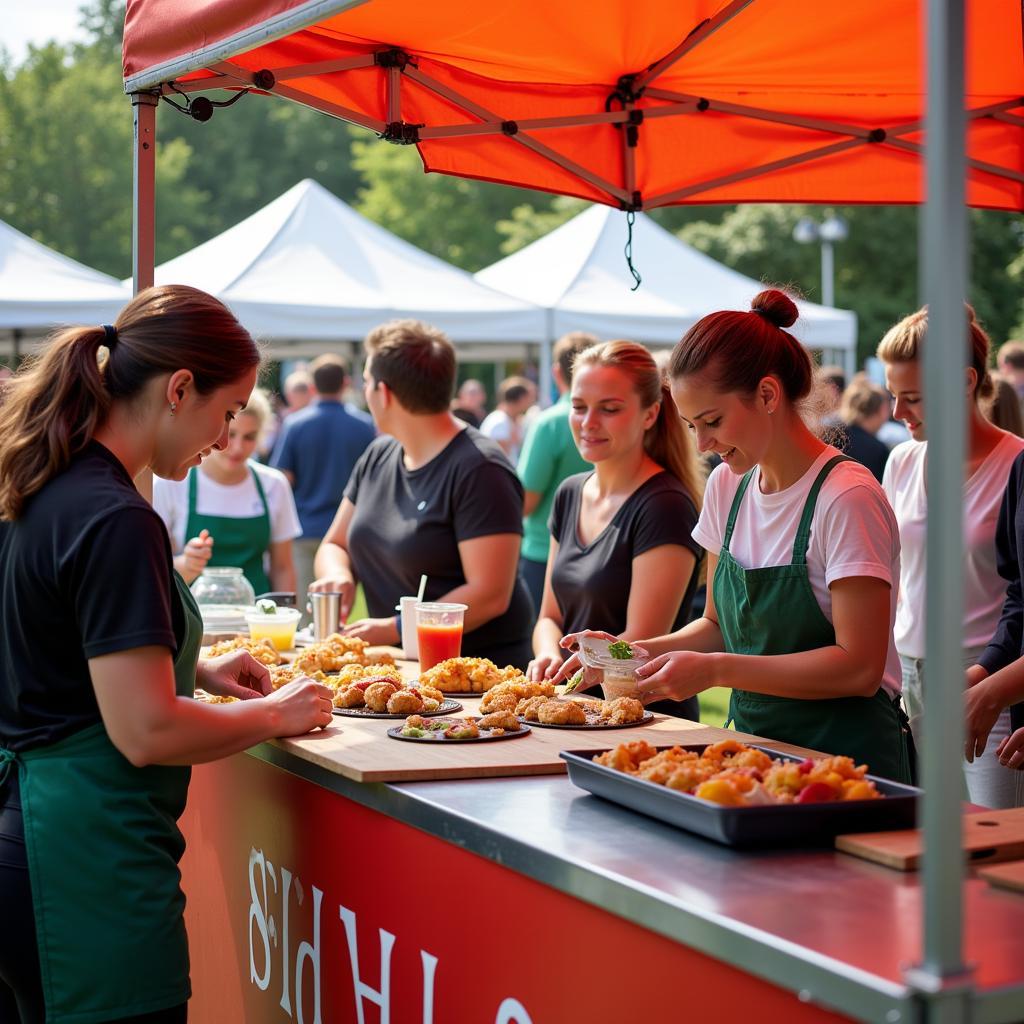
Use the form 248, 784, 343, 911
480, 409, 520, 461
882, 432, 1024, 658
152, 461, 302, 557
693, 446, 903, 696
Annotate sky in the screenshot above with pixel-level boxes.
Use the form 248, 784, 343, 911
4, 0, 87, 63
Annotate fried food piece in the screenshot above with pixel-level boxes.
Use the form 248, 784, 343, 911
331, 663, 403, 688
206, 636, 282, 666
516, 695, 548, 721
419, 657, 526, 694
477, 710, 520, 731
593, 739, 658, 772
194, 690, 240, 704
695, 778, 749, 807
293, 633, 396, 673
405, 715, 430, 730
599, 696, 645, 725
537, 699, 587, 726
480, 679, 555, 712
332, 685, 365, 709
701, 738, 746, 764
416, 683, 445, 704
364, 680, 399, 713
387, 690, 425, 714
444, 720, 480, 739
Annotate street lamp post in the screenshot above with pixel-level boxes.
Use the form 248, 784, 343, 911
793, 213, 849, 307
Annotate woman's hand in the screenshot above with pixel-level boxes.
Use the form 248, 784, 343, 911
180, 529, 214, 580
197, 649, 272, 700
549, 630, 650, 687
308, 575, 356, 625
527, 651, 565, 682
996, 728, 1024, 770
964, 677, 1006, 763
265, 679, 335, 735
634, 651, 715, 704
340, 616, 399, 646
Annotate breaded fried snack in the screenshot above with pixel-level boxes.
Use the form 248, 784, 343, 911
387, 690, 425, 715
537, 699, 587, 726
364, 680, 399, 713
477, 710, 520, 731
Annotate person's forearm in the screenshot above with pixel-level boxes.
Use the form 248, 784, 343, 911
438, 582, 511, 631
173, 554, 200, 584
131, 697, 285, 767
641, 616, 725, 657
704, 646, 880, 699
314, 542, 355, 582
978, 660, 1024, 712
270, 563, 297, 593
533, 616, 563, 657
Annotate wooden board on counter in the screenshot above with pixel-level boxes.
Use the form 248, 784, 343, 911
271, 703, 819, 784
978, 860, 1024, 894
836, 807, 1024, 871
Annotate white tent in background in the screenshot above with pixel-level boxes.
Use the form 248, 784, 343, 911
147, 179, 545, 355
476, 206, 858, 383
0, 219, 129, 356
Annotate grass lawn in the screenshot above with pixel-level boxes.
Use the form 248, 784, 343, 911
699, 687, 732, 729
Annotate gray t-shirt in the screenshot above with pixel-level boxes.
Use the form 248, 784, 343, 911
345, 429, 533, 668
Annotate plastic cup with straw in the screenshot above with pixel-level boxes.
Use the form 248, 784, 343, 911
396, 575, 429, 660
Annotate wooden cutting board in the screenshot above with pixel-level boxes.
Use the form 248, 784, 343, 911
271, 705, 820, 784
978, 860, 1024, 894
836, 808, 1024, 870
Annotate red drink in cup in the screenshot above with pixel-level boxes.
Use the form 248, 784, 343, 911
414, 602, 468, 671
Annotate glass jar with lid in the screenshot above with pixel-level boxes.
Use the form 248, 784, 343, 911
191, 567, 256, 607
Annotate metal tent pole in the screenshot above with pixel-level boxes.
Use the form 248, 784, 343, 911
131, 92, 158, 295
539, 309, 554, 409
904, 0, 973, 1019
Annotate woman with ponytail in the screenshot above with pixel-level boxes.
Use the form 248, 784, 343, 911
0, 286, 333, 1024
527, 340, 705, 720
554, 290, 912, 782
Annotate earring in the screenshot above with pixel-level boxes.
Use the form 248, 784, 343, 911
169, 402, 177, 416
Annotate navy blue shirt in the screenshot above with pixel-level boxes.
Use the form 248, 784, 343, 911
271, 400, 375, 539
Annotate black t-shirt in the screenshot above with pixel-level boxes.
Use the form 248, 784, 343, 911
837, 423, 890, 484
0, 441, 184, 752
345, 429, 533, 667
549, 471, 703, 636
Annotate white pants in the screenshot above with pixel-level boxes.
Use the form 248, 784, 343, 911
900, 652, 1024, 809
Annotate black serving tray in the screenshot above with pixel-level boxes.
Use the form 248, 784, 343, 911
560, 744, 920, 848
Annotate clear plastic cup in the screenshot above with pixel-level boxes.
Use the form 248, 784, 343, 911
577, 636, 647, 700
414, 602, 467, 671
245, 606, 302, 651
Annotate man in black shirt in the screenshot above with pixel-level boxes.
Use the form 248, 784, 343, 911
311, 320, 533, 668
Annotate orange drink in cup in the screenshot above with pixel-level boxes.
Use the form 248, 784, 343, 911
415, 602, 467, 671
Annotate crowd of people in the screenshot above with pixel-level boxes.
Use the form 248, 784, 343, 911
5, 281, 1024, 1018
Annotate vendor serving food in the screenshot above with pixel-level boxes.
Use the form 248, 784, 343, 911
556, 290, 912, 783
310, 319, 533, 668
0, 287, 333, 1023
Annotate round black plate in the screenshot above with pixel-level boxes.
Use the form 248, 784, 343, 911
386, 722, 532, 742
520, 710, 655, 730
332, 698, 463, 719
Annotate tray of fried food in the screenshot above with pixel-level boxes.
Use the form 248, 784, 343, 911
417, 657, 526, 695
204, 636, 282, 666
477, 678, 557, 712
327, 668, 462, 718
388, 709, 531, 742
561, 739, 920, 847
517, 694, 652, 728
291, 633, 396, 674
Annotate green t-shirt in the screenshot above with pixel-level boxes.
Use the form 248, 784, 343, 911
517, 392, 590, 562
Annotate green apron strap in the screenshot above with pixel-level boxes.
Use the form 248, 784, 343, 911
249, 462, 271, 519
791, 454, 852, 565
721, 469, 756, 553
186, 464, 199, 521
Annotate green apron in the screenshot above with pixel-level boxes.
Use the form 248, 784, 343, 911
7, 573, 202, 1023
185, 463, 272, 595
717, 455, 913, 783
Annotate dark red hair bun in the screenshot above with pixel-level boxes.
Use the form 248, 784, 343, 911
751, 289, 799, 329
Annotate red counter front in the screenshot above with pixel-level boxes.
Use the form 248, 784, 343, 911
180, 752, 856, 1023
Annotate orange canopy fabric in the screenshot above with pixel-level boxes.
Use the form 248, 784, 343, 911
123, 0, 1024, 210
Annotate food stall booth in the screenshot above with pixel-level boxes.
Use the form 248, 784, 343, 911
121, 2, 1024, 1021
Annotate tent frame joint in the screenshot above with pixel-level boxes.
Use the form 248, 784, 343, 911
381, 120, 423, 144
375, 47, 413, 70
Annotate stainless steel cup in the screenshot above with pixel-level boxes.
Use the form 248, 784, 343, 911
307, 591, 343, 641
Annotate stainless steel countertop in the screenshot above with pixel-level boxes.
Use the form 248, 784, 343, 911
252, 744, 1024, 1024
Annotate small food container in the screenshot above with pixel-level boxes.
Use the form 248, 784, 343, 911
245, 606, 302, 651
577, 637, 648, 701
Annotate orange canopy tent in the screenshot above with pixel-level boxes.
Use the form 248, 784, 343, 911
120, 1, 1022, 1012
123, 0, 1023, 214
